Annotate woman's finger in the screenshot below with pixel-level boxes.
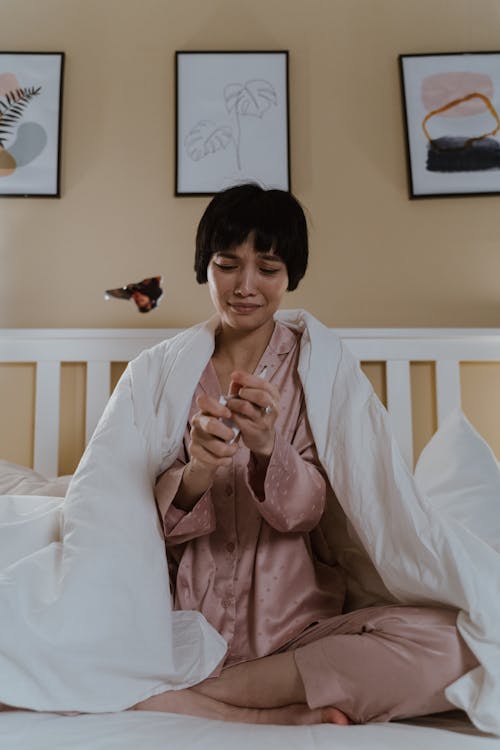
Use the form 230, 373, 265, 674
229, 372, 279, 401
192, 414, 235, 443
190, 442, 235, 467
227, 397, 274, 422
230, 370, 275, 390
190, 433, 238, 459
232, 387, 277, 411
195, 393, 231, 419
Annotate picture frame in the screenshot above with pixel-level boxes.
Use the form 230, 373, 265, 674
0, 52, 64, 198
175, 50, 290, 196
399, 51, 500, 199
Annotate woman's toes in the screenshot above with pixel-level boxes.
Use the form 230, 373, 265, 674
321, 706, 351, 725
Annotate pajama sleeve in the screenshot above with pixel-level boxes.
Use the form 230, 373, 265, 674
245, 406, 326, 533
155, 457, 216, 545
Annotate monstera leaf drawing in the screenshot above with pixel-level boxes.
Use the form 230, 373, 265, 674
184, 120, 233, 161
184, 78, 278, 173
0, 86, 41, 148
223, 79, 277, 118
223, 79, 277, 169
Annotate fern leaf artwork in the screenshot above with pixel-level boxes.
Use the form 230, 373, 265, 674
184, 120, 233, 161
0, 86, 41, 147
0, 86, 41, 177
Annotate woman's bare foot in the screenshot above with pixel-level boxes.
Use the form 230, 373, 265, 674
322, 706, 351, 725
133, 688, 350, 726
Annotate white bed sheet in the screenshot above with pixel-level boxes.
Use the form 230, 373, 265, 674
0, 710, 498, 750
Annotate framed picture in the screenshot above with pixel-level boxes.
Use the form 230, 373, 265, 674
0, 52, 64, 198
399, 51, 500, 198
175, 50, 290, 196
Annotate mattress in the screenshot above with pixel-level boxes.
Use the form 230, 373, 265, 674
0, 709, 498, 750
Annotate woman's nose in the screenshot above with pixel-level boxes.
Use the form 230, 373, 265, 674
235, 268, 256, 295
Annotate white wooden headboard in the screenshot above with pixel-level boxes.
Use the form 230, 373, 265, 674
1, 327, 499, 476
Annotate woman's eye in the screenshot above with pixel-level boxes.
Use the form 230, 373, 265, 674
214, 263, 237, 271
213, 262, 281, 274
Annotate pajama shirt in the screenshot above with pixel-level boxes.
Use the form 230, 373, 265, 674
155, 322, 477, 723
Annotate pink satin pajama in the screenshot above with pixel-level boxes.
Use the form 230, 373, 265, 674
284, 604, 477, 723
155, 322, 478, 724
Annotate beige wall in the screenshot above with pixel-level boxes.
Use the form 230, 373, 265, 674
0, 0, 499, 470
2, 0, 500, 329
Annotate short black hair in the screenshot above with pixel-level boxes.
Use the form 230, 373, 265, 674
194, 183, 308, 291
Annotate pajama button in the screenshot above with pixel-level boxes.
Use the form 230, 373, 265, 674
224, 484, 233, 496
226, 542, 235, 553
221, 598, 232, 608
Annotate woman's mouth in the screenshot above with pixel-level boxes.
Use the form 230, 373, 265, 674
228, 303, 261, 314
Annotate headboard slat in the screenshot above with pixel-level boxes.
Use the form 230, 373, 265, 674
386, 360, 413, 469
435, 361, 461, 427
34, 362, 61, 476
86, 362, 112, 444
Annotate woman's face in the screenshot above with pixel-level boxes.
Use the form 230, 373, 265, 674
207, 236, 289, 333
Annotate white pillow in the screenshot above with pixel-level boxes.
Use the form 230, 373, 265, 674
0, 459, 71, 497
414, 410, 500, 552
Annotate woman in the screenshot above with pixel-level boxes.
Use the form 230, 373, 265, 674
134, 183, 477, 725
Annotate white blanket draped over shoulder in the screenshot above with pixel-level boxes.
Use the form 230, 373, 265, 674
0, 310, 498, 733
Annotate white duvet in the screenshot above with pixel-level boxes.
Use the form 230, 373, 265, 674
0, 310, 499, 734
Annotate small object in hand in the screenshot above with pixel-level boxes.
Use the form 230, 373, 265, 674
218, 393, 241, 444
218, 365, 270, 443
105, 276, 163, 313
263, 405, 272, 416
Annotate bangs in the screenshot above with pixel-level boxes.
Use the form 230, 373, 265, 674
212, 226, 279, 258
209, 192, 292, 262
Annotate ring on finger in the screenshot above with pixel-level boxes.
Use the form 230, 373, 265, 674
263, 404, 273, 416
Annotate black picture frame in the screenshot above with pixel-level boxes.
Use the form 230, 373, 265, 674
175, 50, 290, 196
0, 51, 64, 198
399, 51, 500, 199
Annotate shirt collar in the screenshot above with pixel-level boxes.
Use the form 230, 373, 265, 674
198, 319, 298, 396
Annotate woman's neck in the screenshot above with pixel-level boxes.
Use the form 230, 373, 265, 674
214, 319, 275, 373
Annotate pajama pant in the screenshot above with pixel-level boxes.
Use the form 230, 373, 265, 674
279, 605, 478, 724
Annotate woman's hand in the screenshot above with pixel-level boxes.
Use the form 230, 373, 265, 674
174, 395, 239, 512
188, 394, 239, 478
225, 370, 280, 458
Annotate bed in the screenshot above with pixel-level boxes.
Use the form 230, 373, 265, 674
0, 325, 499, 750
